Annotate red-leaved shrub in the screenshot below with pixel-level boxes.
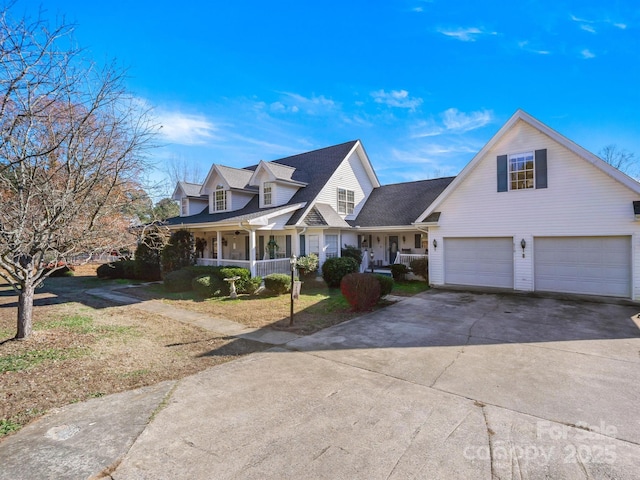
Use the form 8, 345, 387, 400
340, 273, 381, 312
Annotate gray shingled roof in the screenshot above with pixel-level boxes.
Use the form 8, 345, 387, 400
180, 181, 203, 197
216, 165, 256, 190
349, 177, 455, 227
263, 162, 298, 183
166, 141, 359, 227
301, 203, 351, 228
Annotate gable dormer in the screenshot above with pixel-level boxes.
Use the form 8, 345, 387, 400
248, 160, 308, 208
171, 181, 207, 217
201, 164, 257, 213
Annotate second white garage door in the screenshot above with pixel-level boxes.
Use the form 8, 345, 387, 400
444, 237, 514, 288
534, 236, 631, 297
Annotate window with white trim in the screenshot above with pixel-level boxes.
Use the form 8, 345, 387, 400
325, 234, 338, 258
337, 188, 355, 214
263, 182, 274, 206
509, 152, 535, 190
214, 185, 227, 212
181, 198, 188, 216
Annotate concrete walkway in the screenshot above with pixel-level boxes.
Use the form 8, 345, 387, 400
1, 290, 639, 479
86, 286, 302, 346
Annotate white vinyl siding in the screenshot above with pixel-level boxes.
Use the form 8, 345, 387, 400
428, 119, 640, 299
316, 150, 375, 219
444, 238, 514, 288
534, 236, 631, 297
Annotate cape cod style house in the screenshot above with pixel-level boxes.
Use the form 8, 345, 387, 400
169, 110, 640, 300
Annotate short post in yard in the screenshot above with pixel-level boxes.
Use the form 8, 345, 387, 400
370, 249, 375, 274
289, 254, 297, 326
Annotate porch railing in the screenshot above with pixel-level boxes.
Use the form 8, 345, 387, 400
394, 253, 428, 268
196, 257, 291, 277
255, 258, 291, 277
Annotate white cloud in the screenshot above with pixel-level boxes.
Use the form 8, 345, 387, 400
156, 111, 218, 145
278, 92, 338, 115
438, 27, 497, 42
614, 23, 627, 30
371, 89, 423, 110
581, 49, 596, 59
580, 24, 597, 34
441, 108, 493, 132
518, 41, 551, 55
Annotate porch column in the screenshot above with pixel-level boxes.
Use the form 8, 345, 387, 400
248, 229, 257, 277
216, 230, 222, 265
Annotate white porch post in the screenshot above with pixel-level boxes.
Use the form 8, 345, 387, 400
248, 229, 257, 277
216, 230, 222, 265
293, 229, 300, 256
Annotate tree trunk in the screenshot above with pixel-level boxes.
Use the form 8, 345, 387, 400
16, 283, 35, 339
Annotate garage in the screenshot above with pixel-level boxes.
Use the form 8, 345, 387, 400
534, 236, 631, 297
444, 237, 514, 288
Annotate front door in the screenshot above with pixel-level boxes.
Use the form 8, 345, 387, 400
388, 236, 398, 264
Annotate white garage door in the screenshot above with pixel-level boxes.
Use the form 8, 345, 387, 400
534, 236, 631, 297
444, 237, 514, 288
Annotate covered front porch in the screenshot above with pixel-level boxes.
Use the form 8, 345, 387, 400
356, 230, 429, 269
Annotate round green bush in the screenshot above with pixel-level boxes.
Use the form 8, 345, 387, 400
219, 267, 252, 294
375, 274, 394, 297
135, 241, 162, 281
409, 258, 428, 281
264, 273, 292, 295
390, 263, 408, 281
341, 273, 381, 311
321, 257, 359, 288
192, 274, 225, 298
163, 269, 194, 292
161, 229, 196, 273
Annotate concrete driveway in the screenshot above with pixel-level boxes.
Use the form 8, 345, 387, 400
4, 290, 640, 479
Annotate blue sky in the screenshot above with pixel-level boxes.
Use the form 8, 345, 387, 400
30, 0, 640, 194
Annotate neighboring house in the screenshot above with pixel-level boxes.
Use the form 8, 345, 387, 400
415, 109, 640, 299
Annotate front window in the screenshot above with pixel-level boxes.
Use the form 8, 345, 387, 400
181, 198, 188, 216
214, 185, 227, 211
337, 188, 355, 214
325, 234, 338, 258
509, 152, 534, 190
263, 182, 273, 206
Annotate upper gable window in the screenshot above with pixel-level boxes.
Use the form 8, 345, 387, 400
497, 149, 547, 192
214, 185, 228, 212
337, 188, 354, 215
509, 152, 534, 190
262, 182, 274, 207
181, 198, 189, 216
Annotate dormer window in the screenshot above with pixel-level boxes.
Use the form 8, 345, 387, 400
337, 188, 354, 215
263, 182, 274, 207
213, 185, 228, 212
181, 198, 189, 216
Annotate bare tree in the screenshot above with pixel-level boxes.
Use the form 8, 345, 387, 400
599, 144, 636, 176
167, 154, 204, 187
0, 9, 156, 339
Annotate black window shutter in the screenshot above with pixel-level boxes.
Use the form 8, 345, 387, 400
299, 235, 306, 256
285, 235, 292, 257
535, 149, 547, 189
415, 234, 421, 249
258, 236, 264, 259
497, 155, 508, 192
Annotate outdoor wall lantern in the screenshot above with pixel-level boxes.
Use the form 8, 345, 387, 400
377, 236, 380, 243
432, 239, 437, 250
402, 236, 406, 243
520, 238, 526, 258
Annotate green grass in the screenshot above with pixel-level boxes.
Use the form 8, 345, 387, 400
38, 314, 137, 337
392, 280, 430, 296
0, 418, 21, 436
0, 347, 87, 373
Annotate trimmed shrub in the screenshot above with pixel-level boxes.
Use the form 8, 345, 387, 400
163, 269, 194, 292
341, 273, 381, 312
410, 258, 428, 281
390, 263, 408, 281
219, 267, 252, 294
264, 273, 292, 295
192, 274, 225, 298
321, 256, 359, 288
135, 241, 162, 281
183, 265, 220, 277
96, 260, 137, 279
244, 276, 262, 294
375, 274, 394, 297
161, 229, 196, 273
341, 245, 363, 265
